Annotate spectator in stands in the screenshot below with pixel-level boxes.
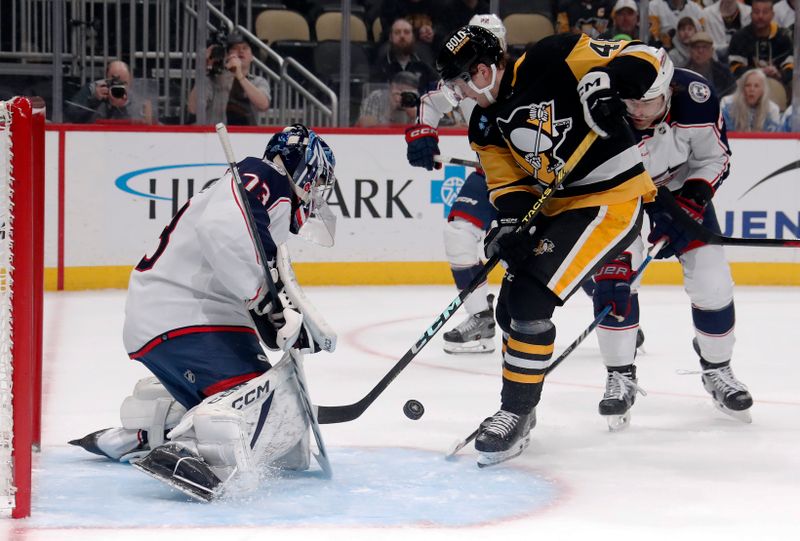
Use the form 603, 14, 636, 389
773, 0, 795, 32
66, 60, 155, 124
780, 105, 795, 132
372, 17, 440, 93
188, 32, 270, 126
559, 0, 614, 38
728, 0, 794, 86
379, 0, 441, 46
647, 0, 705, 49
669, 16, 702, 67
720, 68, 782, 132
357, 71, 420, 127
686, 31, 736, 96
598, 0, 661, 45
702, 0, 751, 57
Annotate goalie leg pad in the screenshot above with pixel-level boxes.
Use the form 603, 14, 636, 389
167, 353, 310, 489
121, 377, 187, 448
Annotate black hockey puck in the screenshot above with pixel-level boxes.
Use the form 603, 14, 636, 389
403, 399, 424, 420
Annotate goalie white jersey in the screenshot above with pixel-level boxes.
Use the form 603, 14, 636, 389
123, 157, 293, 355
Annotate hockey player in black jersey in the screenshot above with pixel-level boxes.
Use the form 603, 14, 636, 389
591, 49, 753, 428
436, 26, 660, 466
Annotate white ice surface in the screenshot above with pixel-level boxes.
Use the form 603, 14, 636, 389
4, 285, 800, 540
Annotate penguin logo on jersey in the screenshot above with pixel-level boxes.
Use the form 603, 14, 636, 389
497, 101, 573, 183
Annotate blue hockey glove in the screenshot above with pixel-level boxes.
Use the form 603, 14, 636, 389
593, 253, 634, 319
647, 183, 709, 259
577, 70, 627, 139
484, 215, 536, 271
405, 124, 441, 170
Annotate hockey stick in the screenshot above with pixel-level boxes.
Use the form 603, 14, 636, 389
445, 238, 667, 458
289, 349, 333, 479
433, 155, 481, 168
215, 124, 281, 304
316, 131, 599, 425
655, 186, 800, 248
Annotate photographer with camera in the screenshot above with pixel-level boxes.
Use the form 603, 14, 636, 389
66, 60, 155, 124
356, 71, 420, 127
188, 32, 271, 126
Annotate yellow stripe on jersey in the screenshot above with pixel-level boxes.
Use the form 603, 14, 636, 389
542, 171, 656, 216
507, 336, 554, 356
565, 35, 659, 81
503, 367, 545, 384
470, 142, 528, 188
548, 197, 642, 297
511, 52, 527, 87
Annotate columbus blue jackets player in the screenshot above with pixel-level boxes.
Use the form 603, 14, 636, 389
590, 49, 753, 429
436, 25, 660, 466
70, 125, 339, 500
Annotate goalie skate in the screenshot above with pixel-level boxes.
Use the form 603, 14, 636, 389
69, 427, 148, 461
599, 367, 646, 432
475, 410, 533, 468
442, 295, 496, 354
132, 443, 224, 502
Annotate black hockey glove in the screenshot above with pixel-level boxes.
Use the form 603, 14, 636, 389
484, 215, 537, 271
405, 124, 441, 170
646, 183, 711, 259
577, 70, 627, 139
593, 252, 634, 320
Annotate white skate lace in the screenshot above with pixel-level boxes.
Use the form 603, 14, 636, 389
452, 310, 491, 338
679, 366, 748, 396
603, 371, 647, 400
484, 410, 520, 438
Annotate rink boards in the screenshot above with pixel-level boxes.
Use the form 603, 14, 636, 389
40, 126, 800, 289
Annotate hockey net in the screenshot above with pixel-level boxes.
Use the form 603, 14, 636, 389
0, 97, 45, 519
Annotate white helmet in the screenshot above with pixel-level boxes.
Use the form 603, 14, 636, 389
642, 47, 674, 101
469, 13, 507, 52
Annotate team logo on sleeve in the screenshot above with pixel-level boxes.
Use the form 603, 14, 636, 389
497, 101, 573, 183
688, 81, 711, 103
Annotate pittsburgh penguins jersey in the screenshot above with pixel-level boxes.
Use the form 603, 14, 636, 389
123, 157, 294, 355
469, 33, 660, 217
633, 68, 731, 193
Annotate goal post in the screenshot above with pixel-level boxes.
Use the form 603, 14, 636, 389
0, 96, 45, 519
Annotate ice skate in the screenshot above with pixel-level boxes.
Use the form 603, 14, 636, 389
701, 362, 753, 423
599, 366, 646, 431
443, 294, 496, 354
132, 443, 223, 502
475, 409, 534, 467
69, 427, 149, 461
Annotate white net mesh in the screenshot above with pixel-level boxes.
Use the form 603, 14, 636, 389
0, 100, 16, 513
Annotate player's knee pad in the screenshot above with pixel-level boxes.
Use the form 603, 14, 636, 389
443, 218, 483, 267
120, 377, 187, 448
168, 353, 309, 481
682, 245, 734, 309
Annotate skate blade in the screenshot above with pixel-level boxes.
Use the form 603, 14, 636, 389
476, 436, 530, 468
604, 411, 631, 432
132, 459, 218, 502
713, 402, 752, 424
443, 338, 495, 355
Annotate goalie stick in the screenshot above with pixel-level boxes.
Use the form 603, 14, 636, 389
445, 238, 667, 458
215, 124, 331, 475
315, 131, 599, 425
656, 186, 800, 248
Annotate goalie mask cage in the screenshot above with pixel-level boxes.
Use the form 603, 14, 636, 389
0, 97, 45, 519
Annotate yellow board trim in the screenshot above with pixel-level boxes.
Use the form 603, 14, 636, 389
45, 261, 800, 291
503, 368, 545, 384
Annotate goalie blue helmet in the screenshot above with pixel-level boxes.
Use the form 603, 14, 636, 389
264, 125, 337, 246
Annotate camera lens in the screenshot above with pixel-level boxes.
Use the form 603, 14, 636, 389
110, 86, 126, 99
